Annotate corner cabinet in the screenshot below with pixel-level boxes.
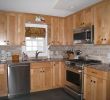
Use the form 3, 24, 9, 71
50, 17, 65, 45
64, 15, 73, 45
0, 64, 7, 97
30, 62, 53, 92
94, 1, 110, 44
84, 67, 110, 100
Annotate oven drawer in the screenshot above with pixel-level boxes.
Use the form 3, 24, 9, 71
84, 67, 108, 79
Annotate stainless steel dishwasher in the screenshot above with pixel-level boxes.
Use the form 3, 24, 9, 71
8, 63, 30, 98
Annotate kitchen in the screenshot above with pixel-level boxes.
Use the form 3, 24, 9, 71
0, 0, 110, 100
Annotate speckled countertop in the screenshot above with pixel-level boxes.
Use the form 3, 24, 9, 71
0, 58, 64, 65
85, 63, 110, 72
1, 58, 110, 72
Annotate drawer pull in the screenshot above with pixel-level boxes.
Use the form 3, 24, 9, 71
93, 81, 96, 83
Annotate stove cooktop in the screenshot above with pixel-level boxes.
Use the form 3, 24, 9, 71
65, 59, 102, 66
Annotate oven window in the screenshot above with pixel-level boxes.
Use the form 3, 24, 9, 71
66, 70, 80, 86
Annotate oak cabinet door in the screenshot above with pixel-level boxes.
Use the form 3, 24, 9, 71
0, 64, 7, 97
17, 14, 25, 45
7, 13, 17, 45
43, 67, 53, 90
94, 1, 110, 44
50, 17, 59, 45
30, 68, 43, 92
64, 15, 73, 45
0, 13, 7, 45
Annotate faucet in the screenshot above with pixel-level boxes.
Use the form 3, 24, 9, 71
35, 50, 42, 58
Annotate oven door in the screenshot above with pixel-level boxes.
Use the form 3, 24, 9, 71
64, 68, 83, 100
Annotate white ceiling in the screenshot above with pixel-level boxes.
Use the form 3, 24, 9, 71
0, 0, 102, 17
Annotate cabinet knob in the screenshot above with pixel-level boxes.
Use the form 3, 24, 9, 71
104, 38, 106, 41
91, 80, 92, 82
93, 81, 96, 83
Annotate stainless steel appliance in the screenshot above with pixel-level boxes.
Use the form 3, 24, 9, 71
64, 59, 101, 100
73, 25, 94, 44
64, 60, 84, 100
8, 63, 30, 98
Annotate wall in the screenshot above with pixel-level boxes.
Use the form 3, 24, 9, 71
0, 46, 21, 61
49, 45, 110, 63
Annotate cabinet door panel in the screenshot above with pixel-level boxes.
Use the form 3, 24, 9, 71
0, 64, 7, 96
7, 14, 17, 45
0, 13, 7, 45
30, 68, 43, 92
43, 67, 52, 90
94, 1, 110, 44
17, 14, 25, 45
64, 15, 73, 45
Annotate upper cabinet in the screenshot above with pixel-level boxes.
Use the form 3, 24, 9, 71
0, 12, 25, 45
0, 12, 7, 45
49, 17, 65, 45
64, 15, 73, 45
94, 1, 110, 44
73, 7, 94, 29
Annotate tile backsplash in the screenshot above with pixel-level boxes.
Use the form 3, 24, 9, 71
49, 44, 110, 63
0, 45, 21, 61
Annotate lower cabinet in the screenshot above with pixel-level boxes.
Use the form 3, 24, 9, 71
30, 61, 65, 92
30, 62, 53, 92
52, 61, 65, 88
0, 64, 7, 97
84, 67, 110, 100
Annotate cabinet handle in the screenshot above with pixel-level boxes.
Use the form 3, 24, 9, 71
104, 38, 106, 41
91, 80, 92, 82
101, 38, 103, 41
93, 81, 96, 83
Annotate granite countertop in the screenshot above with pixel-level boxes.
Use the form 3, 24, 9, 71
85, 63, 110, 72
1, 58, 110, 72
0, 58, 64, 65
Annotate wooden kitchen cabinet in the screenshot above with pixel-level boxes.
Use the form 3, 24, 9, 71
52, 61, 65, 88
94, 1, 110, 44
0, 13, 7, 45
30, 62, 53, 92
73, 7, 94, 29
50, 17, 65, 45
0, 64, 7, 97
64, 15, 73, 45
6, 13, 18, 45
0, 12, 25, 46
16, 14, 25, 45
84, 67, 110, 100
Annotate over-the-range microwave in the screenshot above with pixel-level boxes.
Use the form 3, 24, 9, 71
73, 25, 94, 44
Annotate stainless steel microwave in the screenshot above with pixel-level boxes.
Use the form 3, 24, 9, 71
73, 25, 94, 44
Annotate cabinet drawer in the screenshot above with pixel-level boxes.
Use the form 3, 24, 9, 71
31, 62, 51, 69
84, 67, 108, 79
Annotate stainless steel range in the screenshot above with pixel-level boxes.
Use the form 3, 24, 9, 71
64, 59, 101, 100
